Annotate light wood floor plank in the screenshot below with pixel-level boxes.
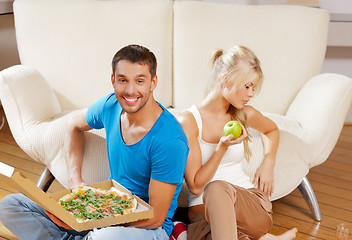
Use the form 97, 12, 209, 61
277, 194, 352, 223
328, 152, 352, 165
273, 201, 349, 229
307, 172, 352, 191
0, 152, 45, 175
310, 165, 352, 182
290, 188, 352, 211
0, 132, 18, 146
273, 213, 336, 239
329, 146, 352, 159
0, 142, 30, 160
318, 158, 352, 173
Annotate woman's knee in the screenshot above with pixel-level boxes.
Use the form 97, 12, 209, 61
203, 180, 235, 203
239, 213, 273, 239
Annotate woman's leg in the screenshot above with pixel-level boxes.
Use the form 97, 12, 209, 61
203, 181, 272, 240
187, 212, 212, 240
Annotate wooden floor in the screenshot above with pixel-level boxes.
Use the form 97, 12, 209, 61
0, 107, 351, 239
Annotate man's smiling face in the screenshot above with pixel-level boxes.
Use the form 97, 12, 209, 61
111, 60, 157, 114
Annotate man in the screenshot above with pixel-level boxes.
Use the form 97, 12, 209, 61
0, 45, 189, 240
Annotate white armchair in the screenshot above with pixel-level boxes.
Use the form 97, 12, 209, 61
1, 0, 351, 223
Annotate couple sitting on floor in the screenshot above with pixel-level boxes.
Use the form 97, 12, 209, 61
0, 44, 297, 240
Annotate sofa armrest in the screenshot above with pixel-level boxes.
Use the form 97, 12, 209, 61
286, 73, 352, 167
0, 65, 62, 160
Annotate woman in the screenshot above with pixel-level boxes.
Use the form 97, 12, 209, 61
178, 46, 298, 240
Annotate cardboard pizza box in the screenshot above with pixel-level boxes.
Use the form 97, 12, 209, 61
0, 162, 154, 232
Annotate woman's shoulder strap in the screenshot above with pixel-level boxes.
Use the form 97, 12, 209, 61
184, 105, 203, 138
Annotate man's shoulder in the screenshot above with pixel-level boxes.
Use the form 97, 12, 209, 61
103, 93, 118, 106
95, 93, 121, 112
89, 93, 117, 108
87, 93, 121, 127
160, 108, 184, 131
154, 108, 188, 146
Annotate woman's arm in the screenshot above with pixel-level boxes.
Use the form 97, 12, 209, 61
178, 111, 247, 196
245, 106, 279, 196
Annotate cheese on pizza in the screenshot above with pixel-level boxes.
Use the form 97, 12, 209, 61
58, 186, 138, 223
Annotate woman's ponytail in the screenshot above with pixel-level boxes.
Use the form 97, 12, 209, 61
211, 49, 224, 67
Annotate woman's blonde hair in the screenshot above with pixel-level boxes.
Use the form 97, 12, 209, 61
211, 46, 263, 161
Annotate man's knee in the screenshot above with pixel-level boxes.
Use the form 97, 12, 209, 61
0, 194, 20, 208
87, 226, 159, 240
0, 194, 21, 221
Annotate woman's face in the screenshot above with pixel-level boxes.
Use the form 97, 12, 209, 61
223, 72, 259, 109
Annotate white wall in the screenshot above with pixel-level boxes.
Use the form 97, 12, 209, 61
319, 0, 352, 15
319, 0, 352, 123
322, 47, 352, 123
0, 0, 13, 15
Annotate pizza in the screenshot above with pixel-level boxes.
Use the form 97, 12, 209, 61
58, 185, 138, 223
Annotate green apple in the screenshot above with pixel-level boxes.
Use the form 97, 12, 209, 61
223, 120, 242, 140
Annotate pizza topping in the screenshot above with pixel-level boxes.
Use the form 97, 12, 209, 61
58, 186, 137, 222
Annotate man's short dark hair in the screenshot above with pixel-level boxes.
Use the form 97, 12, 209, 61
112, 45, 157, 78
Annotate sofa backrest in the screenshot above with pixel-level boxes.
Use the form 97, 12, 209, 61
13, 0, 330, 115
13, 0, 174, 110
173, 2, 329, 115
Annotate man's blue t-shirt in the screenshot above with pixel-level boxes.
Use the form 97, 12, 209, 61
86, 93, 189, 236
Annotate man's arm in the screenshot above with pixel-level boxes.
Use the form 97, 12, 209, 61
64, 109, 92, 187
125, 179, 176, 229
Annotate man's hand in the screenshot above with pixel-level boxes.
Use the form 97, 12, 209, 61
68, 177, 87, 189
44, 210, 73, 230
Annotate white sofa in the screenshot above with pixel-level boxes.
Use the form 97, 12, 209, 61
1, 0, 352, 222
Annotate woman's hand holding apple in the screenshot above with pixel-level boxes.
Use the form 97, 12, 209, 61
220, 121, 247, 147
223, 120, 242, 139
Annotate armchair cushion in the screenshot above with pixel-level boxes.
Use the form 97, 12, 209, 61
0, 65, 110, 188
245, 113, 309, 201
0, 65, 61, 160
286, 73, 352, 168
